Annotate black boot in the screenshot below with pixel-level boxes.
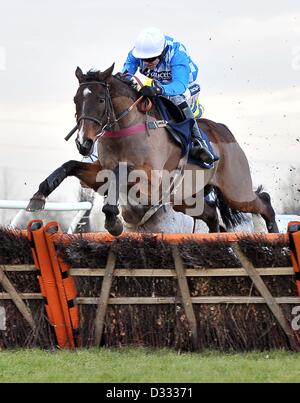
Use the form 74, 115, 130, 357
182, 106, 214, 164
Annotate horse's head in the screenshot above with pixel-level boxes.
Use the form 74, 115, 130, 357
74, 64, 115, 156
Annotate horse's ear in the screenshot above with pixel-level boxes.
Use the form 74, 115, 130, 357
99, 63, 115, 82
75, 67, 84, 82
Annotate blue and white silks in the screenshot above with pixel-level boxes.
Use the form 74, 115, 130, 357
122, 35, 200, 100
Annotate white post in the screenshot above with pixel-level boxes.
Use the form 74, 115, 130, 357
67, 210, 89, 234
10, 210, 25, 229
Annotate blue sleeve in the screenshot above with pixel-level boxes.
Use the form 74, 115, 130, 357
122, 51, 139, 76
160, 51, 190, 96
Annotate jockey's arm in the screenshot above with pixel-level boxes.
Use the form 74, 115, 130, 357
122, 50, 139, 76
159, 52, 191, 96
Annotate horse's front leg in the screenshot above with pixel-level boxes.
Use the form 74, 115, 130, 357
102, 165, 124, 236
26, 160, 102, 211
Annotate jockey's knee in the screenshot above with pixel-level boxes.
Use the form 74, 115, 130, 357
168, 95, 186, 106
178, 101, 189, 111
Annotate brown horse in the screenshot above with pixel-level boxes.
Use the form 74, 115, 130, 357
27, 64, 278, 235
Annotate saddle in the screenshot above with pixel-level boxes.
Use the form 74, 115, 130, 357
152, 96, 219, 169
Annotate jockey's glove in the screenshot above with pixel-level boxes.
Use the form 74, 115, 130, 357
140, 81, 164, 97
115, 71, 133, 84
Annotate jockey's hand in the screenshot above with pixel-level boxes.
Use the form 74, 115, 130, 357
139, 81, 163, 98
115, 71, 133, 83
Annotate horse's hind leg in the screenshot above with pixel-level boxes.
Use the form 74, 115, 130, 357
174, 193, 221, 233
255, 188, 279, 232
209, 122, 278, 233
198, 200, 220, 233
217, 188, 278, 233
27, 160, 102, 211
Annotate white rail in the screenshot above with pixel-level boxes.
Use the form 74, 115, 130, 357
1, 200, 299, 234
0, 200, 93, 234
0, 200, 92, 211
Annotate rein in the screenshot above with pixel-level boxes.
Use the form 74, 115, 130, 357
95, 95, 144, 140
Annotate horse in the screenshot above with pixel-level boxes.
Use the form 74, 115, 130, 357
26, 64, 279, 235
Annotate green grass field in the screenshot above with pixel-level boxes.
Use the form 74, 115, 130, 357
0, 348, 299, 383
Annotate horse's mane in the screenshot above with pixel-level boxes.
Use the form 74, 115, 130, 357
83, 69, 138, 99
85, 69, 101, 82
112, 72, 140, 100
113, 73, 139, 93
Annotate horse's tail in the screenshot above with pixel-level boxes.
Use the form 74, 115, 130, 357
255, 185, 271, 203
213, 188, 247, 229
255, 185, 264, 195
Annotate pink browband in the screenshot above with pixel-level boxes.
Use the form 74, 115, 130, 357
102, 123, 147, 138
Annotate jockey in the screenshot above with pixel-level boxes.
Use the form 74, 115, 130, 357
122, 27, 214, 165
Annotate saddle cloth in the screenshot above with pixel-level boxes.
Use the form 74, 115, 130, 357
152, 97, 219, 169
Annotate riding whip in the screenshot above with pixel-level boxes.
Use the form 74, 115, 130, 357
65, 125, 78, 141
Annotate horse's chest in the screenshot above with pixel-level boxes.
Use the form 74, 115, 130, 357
98, 140, 146, 170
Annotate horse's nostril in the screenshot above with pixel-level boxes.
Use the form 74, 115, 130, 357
76, 138, 94, 156
84, 139, 94, 149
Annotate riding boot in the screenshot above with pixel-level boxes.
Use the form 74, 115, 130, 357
181, 105, 214, 164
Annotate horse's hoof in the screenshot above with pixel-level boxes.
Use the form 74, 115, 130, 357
105, 217, 123, 236
26, 197, 46, 212
268, 222, 279, 233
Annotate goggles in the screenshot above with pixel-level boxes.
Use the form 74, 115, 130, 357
142, 56, 160, 63
141, 45, 168, 63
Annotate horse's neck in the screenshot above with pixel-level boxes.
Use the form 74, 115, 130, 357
111, 95, 142, 129
110, 80, 159, 129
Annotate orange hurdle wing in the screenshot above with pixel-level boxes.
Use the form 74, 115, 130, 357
288, 222, 300, 297
44, 222, 79, 349
27, 220, 69, 349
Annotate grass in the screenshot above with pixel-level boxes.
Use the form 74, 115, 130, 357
0, 348, 300, 383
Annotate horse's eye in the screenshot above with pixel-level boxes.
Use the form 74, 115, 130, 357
98, 98, 105, 104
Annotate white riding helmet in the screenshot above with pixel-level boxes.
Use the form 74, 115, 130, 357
132, 27, 166, 59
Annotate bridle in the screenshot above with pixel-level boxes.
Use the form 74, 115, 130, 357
65, 79, 144, 143
76, 81, 114, 139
